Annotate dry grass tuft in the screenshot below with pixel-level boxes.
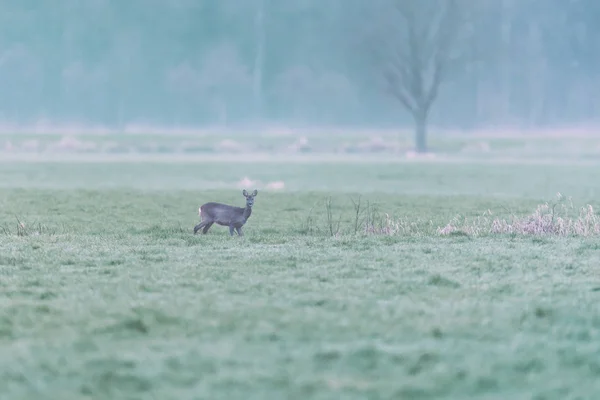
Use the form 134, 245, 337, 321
438, 193, 600, 237
364, 213, 422, 236
301, 193, 599, 238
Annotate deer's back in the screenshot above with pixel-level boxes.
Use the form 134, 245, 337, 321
201, 202, 244, 224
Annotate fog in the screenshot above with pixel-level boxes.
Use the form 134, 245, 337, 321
0, 0, 597, 133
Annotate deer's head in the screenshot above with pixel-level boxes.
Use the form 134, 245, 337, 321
242, 189, 258, 207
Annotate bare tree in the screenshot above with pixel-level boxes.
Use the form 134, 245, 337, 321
372, 0, 467, 153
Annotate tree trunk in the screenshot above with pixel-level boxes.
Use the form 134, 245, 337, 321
414, 110, 428, 153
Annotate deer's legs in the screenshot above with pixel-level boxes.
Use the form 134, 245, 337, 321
235, 227, 243, 236
194, 221, 208, 234
229, 225, 236, 236
202, 222, 213, 234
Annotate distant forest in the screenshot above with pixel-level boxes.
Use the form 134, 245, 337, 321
0, 0, 598, 130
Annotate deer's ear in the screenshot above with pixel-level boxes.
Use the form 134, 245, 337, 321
242, 189, 248, 196
252, 189, 258, 196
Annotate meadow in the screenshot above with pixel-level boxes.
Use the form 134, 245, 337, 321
2, 131, 600, 399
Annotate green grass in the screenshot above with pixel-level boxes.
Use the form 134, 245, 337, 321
2, 157, 600, 399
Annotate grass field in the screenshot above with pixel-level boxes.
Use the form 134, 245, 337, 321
2, 138, 600, 399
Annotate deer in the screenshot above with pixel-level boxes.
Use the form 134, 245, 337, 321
193, 189, 258, 236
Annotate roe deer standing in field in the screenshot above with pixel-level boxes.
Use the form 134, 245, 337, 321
194, 189, 258, 236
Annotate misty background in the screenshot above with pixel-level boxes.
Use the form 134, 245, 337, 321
0, 0, 597, 132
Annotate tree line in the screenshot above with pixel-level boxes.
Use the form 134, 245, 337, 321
0, 0, 598, 141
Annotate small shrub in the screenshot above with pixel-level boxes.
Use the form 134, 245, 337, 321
0, 216, 57, 237
300, 196, 427, 237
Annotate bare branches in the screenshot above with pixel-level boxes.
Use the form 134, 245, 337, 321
423, 52, 444, 111
381, 0, 466, 117
383, 68, 417, 113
